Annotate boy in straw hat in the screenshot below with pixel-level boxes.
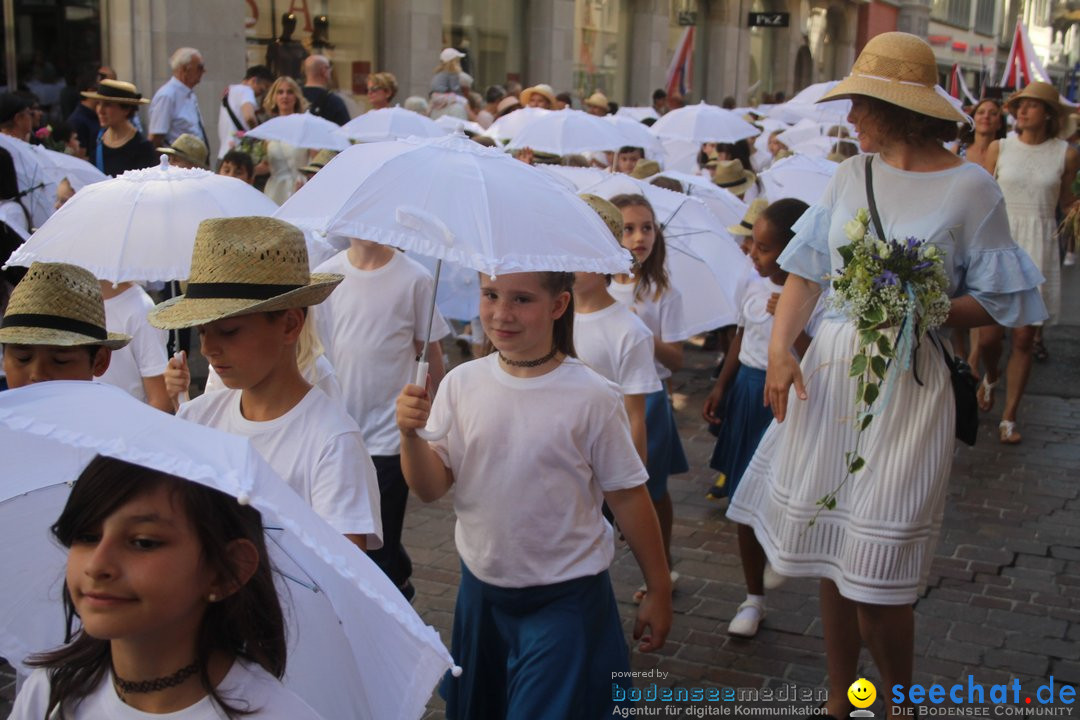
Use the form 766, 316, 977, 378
1, 262, 129, 388
152, 216, 382, 551
158, 132, 209, 169
312, 234, 449, 600
711, 159, 757, 200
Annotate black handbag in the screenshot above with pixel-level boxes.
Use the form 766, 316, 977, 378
865, 156, 979, 446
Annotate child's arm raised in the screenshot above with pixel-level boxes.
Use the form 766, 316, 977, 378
396, 383, 455, 501
604, 485, 672, 652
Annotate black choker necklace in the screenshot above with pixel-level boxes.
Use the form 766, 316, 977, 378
498, 346, 559, 368
113, 661, 200, 694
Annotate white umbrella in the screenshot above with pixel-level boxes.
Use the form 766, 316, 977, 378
507, 109, 628, 155
0, 381, 455, 720
485, 107, 551, 142
340, 107, 444, 142
245, 113, 351, 151
7, 156, 282, 282
654, 170, 748, 228
759, 153, 839, 206
539, 165, 611, 192
433, 114, 486, 136
767, 81, 852, 125
28, 145, 108, 191
0, 134, 56, 230
650, 102, 760, 144
412, 253, 480, 322
603, 115, 665, 159
581, 173, 748, 335
658, 137, 701, 174
614, 106, 659, 122
275, 133, 632, 437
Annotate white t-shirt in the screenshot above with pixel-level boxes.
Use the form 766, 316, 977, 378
11, 659, 325, 720
177, 387, 382, 546
218, 83, 258, 159
429, 354, 648, 588
573, 301, 662, 396
314, 250, 450, 455
735, 271, 784, 371
97, 285, 168, 403
607, 281, 688, 380
205, 354, 343, 403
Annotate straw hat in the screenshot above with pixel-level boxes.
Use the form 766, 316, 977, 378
496, 96, 521, 115
520, 84, 557, 108
301, 149, 339, 174
0, 262, 130, 349
584, 92, 609, 110
158, 133, 209, 169
711, 159, 756, 196
579, 194, 623, 242
818, 32, 967, 123
148, 217, 343, 330
630, 159, 661, 179
728, 198, 769, 238
80, 79, 149, 106
1005, 81, 1070, 123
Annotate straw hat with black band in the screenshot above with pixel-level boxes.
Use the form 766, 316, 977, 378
80, 79, 149, 106
158, 133, 209, 169
711, 159, 756, 196
817, 32, 969, 125
1005, 81, 1070, 125
149, 217, 343, 330
728, 198, 769, 238
0, 262, 130, 349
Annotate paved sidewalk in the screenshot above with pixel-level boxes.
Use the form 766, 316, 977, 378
2, 271, 1077, 716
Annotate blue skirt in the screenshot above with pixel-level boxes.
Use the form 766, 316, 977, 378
708, 366, 772, 499
441, 562, 631, 720
644, 387, 689, 501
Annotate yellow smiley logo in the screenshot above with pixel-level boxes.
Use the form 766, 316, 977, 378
847, 678, 877, 709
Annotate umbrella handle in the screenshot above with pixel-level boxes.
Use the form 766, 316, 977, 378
413, 360, 451, 442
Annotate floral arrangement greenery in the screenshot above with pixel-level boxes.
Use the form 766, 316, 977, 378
810, 208, 951, 525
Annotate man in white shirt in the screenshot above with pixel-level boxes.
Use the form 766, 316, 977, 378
149, 47, 207, 148
218, 65, 274, 161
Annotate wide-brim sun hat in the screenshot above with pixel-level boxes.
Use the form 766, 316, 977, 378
148, 216, 343, 330
1005, 81, 1070, 123
579, 193, 623, 242
0, 262, 131, 349
711, 159, 756, 196
80, 79, 149, 105
630, 159, 661, 179
158, 133, 209, 169
818, 32, 968, 124
728, 197, 769, 238
585, 92, 609, 110
520, 84, 557, 108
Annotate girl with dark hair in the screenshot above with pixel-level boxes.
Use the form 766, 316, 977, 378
9, 455, 323, 719
607, 193, 688, 604
396, 270, 671, 719
951, 97, 1005, 172
702, 198, 813, 639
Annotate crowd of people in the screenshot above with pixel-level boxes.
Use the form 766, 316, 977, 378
0, 29, 1070, 720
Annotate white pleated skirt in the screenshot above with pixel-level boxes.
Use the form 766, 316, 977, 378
726, 318, 955, 605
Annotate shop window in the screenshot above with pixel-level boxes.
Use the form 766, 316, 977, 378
974, 0, 995, 35
443, 0, 525, 92
573, 0, 627, 102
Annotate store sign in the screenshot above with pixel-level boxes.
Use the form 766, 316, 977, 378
748, 12, 789, 28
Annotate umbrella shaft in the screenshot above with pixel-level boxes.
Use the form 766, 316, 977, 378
418, 259, 442, 365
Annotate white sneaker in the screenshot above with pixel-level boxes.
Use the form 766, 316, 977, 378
1065, 251, 1077, 267
728, 598, 765, 637
763, 563, 787, 590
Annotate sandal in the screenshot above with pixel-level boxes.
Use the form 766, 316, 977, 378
1033, 339, 1049, 362
633, 571, 679, 604
999, 419, 1022, 445
976, 376, 998, 412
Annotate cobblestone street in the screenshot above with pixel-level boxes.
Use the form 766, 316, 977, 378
2, 271, 1078, 717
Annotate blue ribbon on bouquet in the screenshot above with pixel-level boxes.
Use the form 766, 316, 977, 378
871, 284, 919, 415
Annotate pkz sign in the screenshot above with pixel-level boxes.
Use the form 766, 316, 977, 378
748, 12, 790, 27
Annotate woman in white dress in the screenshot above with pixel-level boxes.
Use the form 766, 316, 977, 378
978, 82, 1078, 443
257, 76, 310, 205
726, 33, 1047, 718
